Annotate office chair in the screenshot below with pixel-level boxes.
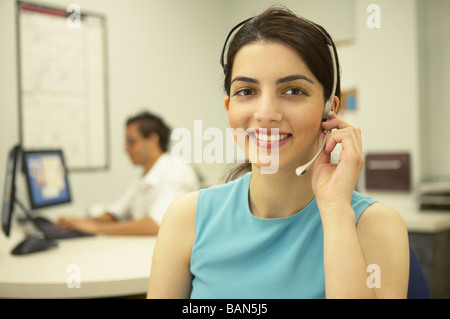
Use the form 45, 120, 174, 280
407, 247, 430, 299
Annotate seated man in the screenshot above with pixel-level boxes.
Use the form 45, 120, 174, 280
55, 111, 200, 235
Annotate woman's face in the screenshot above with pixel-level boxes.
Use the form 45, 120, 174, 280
226, 41, 326, 174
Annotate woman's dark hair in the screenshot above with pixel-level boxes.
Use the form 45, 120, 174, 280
223, 6, 341, 182
126, 111, 171, 152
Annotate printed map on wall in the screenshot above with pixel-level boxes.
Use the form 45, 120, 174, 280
18, 2, 108, 170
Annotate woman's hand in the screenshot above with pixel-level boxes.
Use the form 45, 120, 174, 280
311, 114, 364, 213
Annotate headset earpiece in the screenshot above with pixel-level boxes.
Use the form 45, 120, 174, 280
322, 110, 334, 122
322, 94, 335, 122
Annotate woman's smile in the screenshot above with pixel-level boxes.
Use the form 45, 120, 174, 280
246, 128, 292, 148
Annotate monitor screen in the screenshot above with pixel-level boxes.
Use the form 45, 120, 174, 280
2, 145, 21, 237
22, 149, 71, 209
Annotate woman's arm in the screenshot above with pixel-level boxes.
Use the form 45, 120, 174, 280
147, 191, 198, 298
356, 203, 409, 298
320, 202, 409, 298
312, 115, 409, 298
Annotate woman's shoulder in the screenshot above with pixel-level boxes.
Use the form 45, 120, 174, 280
356, 198, 408, 244
358, 201, 406, 227
158, 191, 199, 239
164, 190, 199, 220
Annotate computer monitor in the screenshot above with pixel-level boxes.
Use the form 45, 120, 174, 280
22, 149, 71, 210
2, 144, 21, 237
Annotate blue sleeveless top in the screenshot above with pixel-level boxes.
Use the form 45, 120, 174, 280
190, 172, 376, 299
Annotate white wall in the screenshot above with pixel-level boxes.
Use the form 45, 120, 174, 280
0, 0, 438, 217
418, 0, 450, 180
354, 0, 421, 212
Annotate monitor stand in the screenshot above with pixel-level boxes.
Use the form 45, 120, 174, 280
11, 236, 58, 255
10, 198, 59, 256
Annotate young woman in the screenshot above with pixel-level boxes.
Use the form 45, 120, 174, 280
148, 6, 409, 299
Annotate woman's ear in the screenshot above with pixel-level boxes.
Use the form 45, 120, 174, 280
224, 97, 230, 111
333, 96, 340, 115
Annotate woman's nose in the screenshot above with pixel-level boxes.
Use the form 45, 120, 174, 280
253, 94, 283, 123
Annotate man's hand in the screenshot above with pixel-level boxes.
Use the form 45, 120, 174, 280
54, 217, 99, 234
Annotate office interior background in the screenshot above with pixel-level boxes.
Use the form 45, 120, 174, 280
0, 0, 449, 298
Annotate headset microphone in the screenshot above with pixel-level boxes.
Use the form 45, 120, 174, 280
295, 129, 329, 176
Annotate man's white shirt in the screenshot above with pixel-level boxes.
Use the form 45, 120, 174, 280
106, 153, 200, 225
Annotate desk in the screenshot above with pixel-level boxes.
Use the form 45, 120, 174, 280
399, 210, 450, 233
0, 224, 156, 298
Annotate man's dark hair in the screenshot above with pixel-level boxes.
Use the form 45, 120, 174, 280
126, 111, 171, 152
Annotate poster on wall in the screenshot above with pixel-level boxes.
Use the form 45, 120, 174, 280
17, 1, 109, 170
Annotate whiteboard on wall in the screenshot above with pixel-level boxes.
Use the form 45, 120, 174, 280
17, 2, 109, 170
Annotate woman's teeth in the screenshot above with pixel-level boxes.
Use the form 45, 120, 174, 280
254, 132, 289, 142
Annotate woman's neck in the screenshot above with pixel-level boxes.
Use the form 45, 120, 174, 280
248, 164, 315, 219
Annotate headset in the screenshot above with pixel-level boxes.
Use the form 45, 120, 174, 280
220, 15, 338, 176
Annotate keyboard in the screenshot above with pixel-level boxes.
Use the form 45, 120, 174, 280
32, 216, 93, 240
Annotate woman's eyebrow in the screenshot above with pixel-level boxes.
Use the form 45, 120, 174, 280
230, 76, 260, 85
230, 74, 314, 86
276, 74, 314, 85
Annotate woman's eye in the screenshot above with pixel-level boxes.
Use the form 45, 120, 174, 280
284, 88, 305, 96
233, 89, 255, 97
